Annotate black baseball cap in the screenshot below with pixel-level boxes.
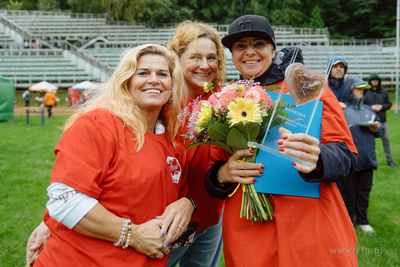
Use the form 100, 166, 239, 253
222, 15, 276, 51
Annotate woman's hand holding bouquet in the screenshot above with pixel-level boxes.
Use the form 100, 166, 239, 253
180, 80, 296, 223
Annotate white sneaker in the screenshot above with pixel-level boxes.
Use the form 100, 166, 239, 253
357, 224, 375, 233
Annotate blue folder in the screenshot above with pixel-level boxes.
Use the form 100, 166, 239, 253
254, 92, 323, 198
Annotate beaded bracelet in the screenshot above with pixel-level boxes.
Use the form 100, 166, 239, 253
114, 218, 128, 247
122, 219, 132, 249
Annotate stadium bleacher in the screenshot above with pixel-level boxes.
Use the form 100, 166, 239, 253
0, 9, 398, 88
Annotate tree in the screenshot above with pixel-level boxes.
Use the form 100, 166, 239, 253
101, 0, 126, 21
6, 0, 23, 9
305, 5, 324, 28
37, 0, 59, 10
124, 0, 193, 27
67, 0, 106, 13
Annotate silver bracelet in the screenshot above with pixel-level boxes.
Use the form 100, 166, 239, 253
114, 218, 128, 247
122, 220, 132, 249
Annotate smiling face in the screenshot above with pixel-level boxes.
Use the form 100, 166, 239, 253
179, 37, 218, 98
129, 54, 172, 116
231, 37, 275, 80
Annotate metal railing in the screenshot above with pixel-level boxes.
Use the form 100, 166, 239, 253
329, 38, 396, 48
1, 14, 111, 83
0, 15, 30, 40
3, 10, 107, 19
45, 37, 114, 75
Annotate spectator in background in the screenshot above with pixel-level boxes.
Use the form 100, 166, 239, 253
363, 73, 397, 168
43, 89, 57, 118
22, 90, 31, 107
327, 57, 348, 108
78, 91, 88, 105
32, 41, 37, 49
341, 77, 384, 233
24, 40, 29, 49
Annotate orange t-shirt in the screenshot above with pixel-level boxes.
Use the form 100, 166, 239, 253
210, 84, 358, 267
35, 108, 188, 267
178, 96, 225, 232
43, 92, 57, 106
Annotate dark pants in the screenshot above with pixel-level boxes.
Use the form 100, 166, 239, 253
381, 122, 394, 165
338, 168, 373, 225
46, 105, 53, 118
25, 101, 30, 107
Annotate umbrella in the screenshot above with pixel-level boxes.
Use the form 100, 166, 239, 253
29, 81, 58, 92
71, 81, 99, 91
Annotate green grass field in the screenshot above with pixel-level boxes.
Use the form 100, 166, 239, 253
1, 111, 400, 266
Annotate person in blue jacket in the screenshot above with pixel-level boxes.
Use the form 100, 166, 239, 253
327, 57, 348, 108
340, 77, 384, 233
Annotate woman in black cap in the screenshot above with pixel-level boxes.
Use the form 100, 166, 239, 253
206, 15, 358, 266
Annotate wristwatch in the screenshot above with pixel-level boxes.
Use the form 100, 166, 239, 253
186, 197, 197, 216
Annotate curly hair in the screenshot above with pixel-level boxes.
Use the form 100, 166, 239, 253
168, 20, 226, 90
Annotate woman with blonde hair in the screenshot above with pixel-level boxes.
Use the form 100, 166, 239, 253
27, 22, 227, 267
164, 20, 227, 267
29, 44, 195, 267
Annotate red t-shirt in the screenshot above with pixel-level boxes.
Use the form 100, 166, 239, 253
35, 108, 188, 267
210, 84, 358, 266
178, 96, 225, 232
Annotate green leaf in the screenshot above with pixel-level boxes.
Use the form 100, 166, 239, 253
226, 127, 248, 151
187, 140, 233, 154
180, 133, 190, 138
231, 122, 260, 141
207, 123, 229, 142
270, 113, 290, 129
264, 84, 281, 92
277, 97, 287, 112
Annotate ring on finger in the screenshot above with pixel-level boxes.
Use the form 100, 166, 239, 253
177, 226, 183, 231
156, 253, 163, 259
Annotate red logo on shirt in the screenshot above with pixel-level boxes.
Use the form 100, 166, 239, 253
167, 157, 181, 184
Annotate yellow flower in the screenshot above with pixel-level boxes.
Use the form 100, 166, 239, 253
227, 98, 262, 125
236, 84, 245, 92
203, 82, 214, 93
195, 102, 213, 134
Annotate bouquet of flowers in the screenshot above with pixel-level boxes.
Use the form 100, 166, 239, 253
180, 80, 295, 223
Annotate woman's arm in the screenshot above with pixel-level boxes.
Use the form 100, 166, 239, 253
278, 126, 357, 183
73, 203, 169, 258
26, 192, 191, 263
299, 142, 357, 183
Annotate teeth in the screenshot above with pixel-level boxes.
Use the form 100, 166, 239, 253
144, 89, 161, 94
196, 73, 209, 77
244, 61, 259, 64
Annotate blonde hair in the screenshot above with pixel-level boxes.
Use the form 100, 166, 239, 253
63, 44, 187, 151
168, 20, 226, 90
